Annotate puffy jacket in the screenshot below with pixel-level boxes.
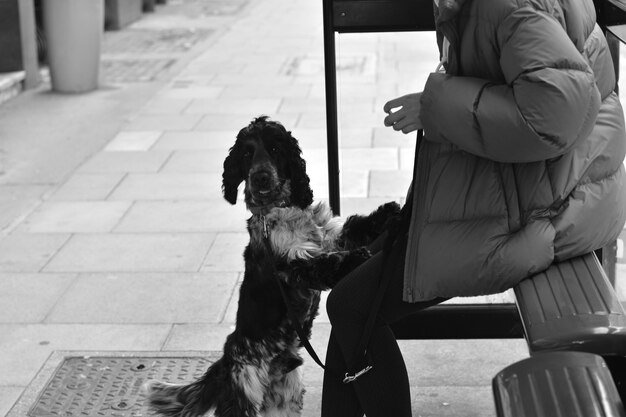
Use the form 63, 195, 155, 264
403, 0, 626, 302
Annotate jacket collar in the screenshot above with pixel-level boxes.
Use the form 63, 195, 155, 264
433, 0, 467, 74
434, 0, 467, 25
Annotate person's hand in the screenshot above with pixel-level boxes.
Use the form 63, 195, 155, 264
383, 93, 423, 134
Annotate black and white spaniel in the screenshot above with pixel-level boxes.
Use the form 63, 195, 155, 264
145, 116, 399, 417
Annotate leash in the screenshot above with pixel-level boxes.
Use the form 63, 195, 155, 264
343, 129, 423, 383
267, 129, 423, 384
274, 277, 329, 371
254, 208, 329, 371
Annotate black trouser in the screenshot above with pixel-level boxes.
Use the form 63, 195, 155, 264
322, 234, 444, 417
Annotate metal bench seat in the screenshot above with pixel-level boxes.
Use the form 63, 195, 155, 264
514, 253, 626, 356
493, 351, 626, 417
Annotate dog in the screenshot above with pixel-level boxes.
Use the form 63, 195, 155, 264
144, 116, 400, 417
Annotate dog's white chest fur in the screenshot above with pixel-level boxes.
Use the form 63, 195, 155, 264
250, 202, 344, 260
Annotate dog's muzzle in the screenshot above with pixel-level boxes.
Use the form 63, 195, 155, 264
251, 171, 273, 192
249, 166, 280, 197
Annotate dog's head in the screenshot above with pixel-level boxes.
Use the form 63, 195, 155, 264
222, 116, 313, 211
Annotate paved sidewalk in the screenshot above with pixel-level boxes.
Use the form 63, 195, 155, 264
1, 0, 624, 416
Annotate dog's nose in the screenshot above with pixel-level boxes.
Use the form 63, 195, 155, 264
251, 171, 272, 189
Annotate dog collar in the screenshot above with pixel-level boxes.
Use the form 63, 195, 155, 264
249, 199, 288, 217
249, 200, 288, 240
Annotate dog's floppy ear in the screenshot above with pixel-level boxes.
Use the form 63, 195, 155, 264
286, 132, 313, 209
222, 144, 244, 205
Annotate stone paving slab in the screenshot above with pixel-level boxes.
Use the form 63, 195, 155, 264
370, 170, 413, 198
114, 200, 247, 233
108, 173, 222, 200
341, 148, 399, 171
163, 323, 235, 351
139, 97, 195, 114
77, 150, 172, 173
0, 185, 54, 232
160, 150, 229, 172
48, 173, 126, 201
289, 127, 375, 149
0, 388, 22, 417
309, 170, 369, 199
44, 233, 215, 273
196, 113, 300, 131
222, 84, 312, 99
124, 114, 202, 131
200, 232, 247, 272
46, 272, 238, 324
153, 84, 224, 100
0, 274, 76, 323
0, 327, 171, 386
184, 98, 282, 116
17, 201, 132, 233
152, 130, 236, 150
104, 131, 163, 151
0, 234, 70, 272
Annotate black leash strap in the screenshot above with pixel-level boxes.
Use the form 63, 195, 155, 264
274, 277, 328, 371
343, 129, 423, 384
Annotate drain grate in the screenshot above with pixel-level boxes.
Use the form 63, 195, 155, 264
28, 354, 219, 417
101, 59, 176, 83
100, 28, 213, 83
102, 29, 213, 55
167, 0, 250, 17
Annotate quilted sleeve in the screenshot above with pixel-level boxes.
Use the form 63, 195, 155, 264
420, 6, 601, 163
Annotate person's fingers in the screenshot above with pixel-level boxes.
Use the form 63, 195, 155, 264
383, 96, 406, 113
384, 109, 405, 127
401, 123, 420, 134
392, 117, 413, 131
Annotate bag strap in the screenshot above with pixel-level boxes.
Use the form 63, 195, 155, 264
344, 129, 423, 383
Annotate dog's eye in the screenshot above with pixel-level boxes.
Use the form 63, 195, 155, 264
270, 146, 279, 154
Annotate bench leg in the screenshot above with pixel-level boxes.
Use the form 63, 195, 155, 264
604, 356, 626, 405
595, 240, 618, 286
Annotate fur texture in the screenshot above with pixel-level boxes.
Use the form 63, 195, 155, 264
145, 116, 400, 417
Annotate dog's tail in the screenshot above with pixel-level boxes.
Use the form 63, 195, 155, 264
144, 357, 227, 417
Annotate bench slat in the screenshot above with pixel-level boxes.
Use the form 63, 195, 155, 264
493, 351, 626, 417
514, 252, 626, 355
557, 259, 594, 316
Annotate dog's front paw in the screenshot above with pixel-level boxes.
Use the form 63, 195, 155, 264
370, 201, 402, 231
337, 247, 372, 277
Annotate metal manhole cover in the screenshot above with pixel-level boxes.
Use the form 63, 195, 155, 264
102, 59, 176, 83
29, 355, 218, 417
169, 0, 249, 16
102, 29, 213, 55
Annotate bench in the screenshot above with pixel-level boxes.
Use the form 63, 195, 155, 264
514, 252, 626, 357
491, 252, 626, 415
493, 351, 625, 417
